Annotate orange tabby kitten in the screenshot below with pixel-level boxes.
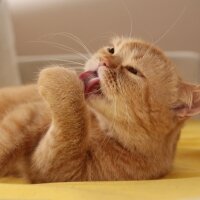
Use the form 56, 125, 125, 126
0, 37, 200, 183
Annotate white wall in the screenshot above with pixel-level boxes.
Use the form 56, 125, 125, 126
0, 0, 20, 86
7, 0, 200, 56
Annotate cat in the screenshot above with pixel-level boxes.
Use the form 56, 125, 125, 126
0, 37, 199, 183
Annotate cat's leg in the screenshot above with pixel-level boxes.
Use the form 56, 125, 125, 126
0, 101, 50, 177
29, 67, 89, 183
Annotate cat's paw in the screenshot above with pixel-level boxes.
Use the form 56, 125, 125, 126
38, 66, 84, 105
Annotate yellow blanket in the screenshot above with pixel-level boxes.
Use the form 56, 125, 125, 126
0, 120, 200, 200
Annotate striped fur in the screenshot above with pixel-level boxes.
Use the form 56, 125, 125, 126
0, 37, 199, 183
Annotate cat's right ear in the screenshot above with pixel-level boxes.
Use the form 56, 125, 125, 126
173, 82, 200, 118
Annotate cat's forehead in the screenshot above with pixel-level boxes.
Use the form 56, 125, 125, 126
111, 37, 168, 62
112, 37, 150, 49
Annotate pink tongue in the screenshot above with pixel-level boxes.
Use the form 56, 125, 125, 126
79, 71, 100, 95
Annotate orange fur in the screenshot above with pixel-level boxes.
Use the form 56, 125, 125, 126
0, 37, 200, 183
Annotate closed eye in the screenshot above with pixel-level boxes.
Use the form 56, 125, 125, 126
125, 66, 144, 77
126, 66, 138, 75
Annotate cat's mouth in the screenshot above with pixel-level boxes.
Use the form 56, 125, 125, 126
79, 70, 101, 97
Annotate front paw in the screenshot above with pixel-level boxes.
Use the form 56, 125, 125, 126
38, 66, 84, 105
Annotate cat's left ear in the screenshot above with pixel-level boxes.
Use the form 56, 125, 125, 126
173, 82, 200, 118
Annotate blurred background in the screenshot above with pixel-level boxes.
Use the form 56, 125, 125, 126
0, 0, 200, 85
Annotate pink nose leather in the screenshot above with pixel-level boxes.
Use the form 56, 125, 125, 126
98, 59, 110, 68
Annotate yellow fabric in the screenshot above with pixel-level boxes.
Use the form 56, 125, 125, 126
0, 120, 200, 200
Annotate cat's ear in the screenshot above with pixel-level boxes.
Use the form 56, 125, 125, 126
173, 82, 200, 118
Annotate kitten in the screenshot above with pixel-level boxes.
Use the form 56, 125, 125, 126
0, 37, 199, 183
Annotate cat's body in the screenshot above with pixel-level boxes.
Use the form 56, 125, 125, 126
0, 38, 199, 183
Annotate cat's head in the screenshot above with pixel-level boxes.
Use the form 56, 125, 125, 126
80, 37, 200, 141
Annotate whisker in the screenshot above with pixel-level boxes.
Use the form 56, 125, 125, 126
119, 0, 134, 38
64, 67, 84, 71
87, 32, 116, 46
29, 40, 89, 61
143, 6, 186, 59
51, 59, 85, 66
50, 32, 92, 56
154, 6, 186, 45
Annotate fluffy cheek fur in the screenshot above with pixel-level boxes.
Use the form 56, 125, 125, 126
87, 65, 179, 153
88, 65, 146, 122
87, 68, 148, 144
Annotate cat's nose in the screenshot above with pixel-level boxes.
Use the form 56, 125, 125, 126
98, 59, 110, 68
